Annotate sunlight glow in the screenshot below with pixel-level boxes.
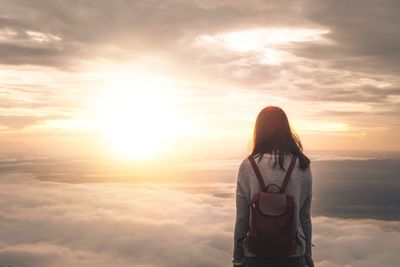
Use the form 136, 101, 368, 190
297, 121, 350, 133
197, 28, 330, 51
92, 70, 184, 159
195, 27, 330, 65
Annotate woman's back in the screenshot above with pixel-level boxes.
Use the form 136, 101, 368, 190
235, 154, 312, 258
232, 106, 313, 267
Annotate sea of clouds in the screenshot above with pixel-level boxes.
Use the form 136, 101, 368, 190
0, 174, 399, 267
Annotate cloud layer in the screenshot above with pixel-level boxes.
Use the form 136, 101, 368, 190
0, 176, 399, 267
1, 153, 400, 221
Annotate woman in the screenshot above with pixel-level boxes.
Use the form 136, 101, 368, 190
232, 106, 314, 267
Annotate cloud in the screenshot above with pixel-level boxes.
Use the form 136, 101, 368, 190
0, 0, 285, 66
312, 216, 400, 267
293, 0, 400, 76
0, 115, 69, 129
0, 177, 235, 267
0, 154, 399, 221
0, 177, 399, 267
0, 0, 400, 152
1, 0, 399, 85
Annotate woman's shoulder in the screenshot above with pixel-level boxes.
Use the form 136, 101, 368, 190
238, 156, 251, 171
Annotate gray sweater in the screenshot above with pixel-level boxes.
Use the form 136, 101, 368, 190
233, 154, 313, 259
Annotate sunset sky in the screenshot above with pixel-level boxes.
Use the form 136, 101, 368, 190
1, 2, 400, 267
1, 0, 400, 162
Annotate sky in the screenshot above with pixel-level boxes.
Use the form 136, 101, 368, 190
1, 0, 400, 163
1, 2, 400, 266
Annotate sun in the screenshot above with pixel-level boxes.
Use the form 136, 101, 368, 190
93, 71, 182, 160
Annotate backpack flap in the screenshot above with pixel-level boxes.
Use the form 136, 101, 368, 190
258, 192, 286, 216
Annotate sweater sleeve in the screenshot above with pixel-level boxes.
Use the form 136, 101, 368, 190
233, 161, 250, 260
299, 166, 313, 257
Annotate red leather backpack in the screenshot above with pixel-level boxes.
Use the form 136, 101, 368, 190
245, 154, 300, 257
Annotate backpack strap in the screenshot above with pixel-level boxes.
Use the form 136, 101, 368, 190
248, 155, 266, 190
248, 154, 297, 192
281, 155, 297, 192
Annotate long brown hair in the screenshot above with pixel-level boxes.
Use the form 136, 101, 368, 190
251, 106, 310, 170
